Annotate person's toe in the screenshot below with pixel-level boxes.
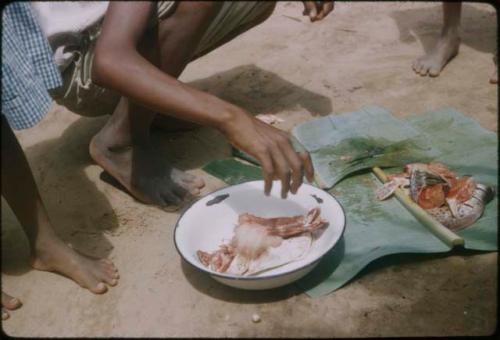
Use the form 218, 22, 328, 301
2, 308, 9, 320
172, 169, 205, 189
100, 272, 118, 287
414, 61, 424, 74
490, 71, 498, 84
2, 292, 22, 310
99, 258, 116, 269
90, 282, 108, 294
429, 65, 441, 77
412, 60, 420, 72
419, 65, 429, 76
161, 190, 183, 206
188, 176, 205, 189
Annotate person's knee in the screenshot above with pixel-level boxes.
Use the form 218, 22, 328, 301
258, 3, 277, 24
174, 1, 222, 22
158, 2, 222, 41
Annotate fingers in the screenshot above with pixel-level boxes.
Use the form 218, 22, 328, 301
258, 150, 275, 196
299, 151, 315, 183
278, 136, 304, 195
268, 141, 292, 199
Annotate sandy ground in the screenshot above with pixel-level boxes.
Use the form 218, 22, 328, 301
2, 2, 497, 337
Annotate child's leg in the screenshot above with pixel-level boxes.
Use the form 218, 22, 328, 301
1, 116, 119, 298
412, 2, 461, 77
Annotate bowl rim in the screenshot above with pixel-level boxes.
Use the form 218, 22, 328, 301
173, 180, 346, 281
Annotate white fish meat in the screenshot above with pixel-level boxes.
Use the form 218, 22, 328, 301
197, 207, 327, 276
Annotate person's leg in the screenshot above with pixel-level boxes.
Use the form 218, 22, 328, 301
151, 2, 277, 131
2, 291, 22, 320
1, 116, 119, 296
90, 2, 276, 208
412, 2, 461, 77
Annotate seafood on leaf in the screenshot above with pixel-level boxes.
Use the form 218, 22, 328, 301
375, 162, 496, 230
197, 207, 328, 276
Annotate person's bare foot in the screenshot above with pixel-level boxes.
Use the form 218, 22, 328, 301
490, 55, 498, 84
490, 69, 498, 84
413, 32, 460, 77
31, 237, 119, 294
2, 291, 22, 320
90, 134, 204, 209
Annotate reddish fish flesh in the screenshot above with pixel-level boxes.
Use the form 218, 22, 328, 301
375, 162, 495, 230
197, 207, 328, 275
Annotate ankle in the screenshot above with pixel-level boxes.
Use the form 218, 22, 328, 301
441, 27, 460, 40
32, 233, 64, 256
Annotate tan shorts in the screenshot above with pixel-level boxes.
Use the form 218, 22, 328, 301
52, 1, 275, 117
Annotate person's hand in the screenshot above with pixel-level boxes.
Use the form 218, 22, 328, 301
302, 1, 334, 22
221, 113, 314, 198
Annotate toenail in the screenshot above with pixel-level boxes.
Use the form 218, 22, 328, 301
95, 283, 107, 294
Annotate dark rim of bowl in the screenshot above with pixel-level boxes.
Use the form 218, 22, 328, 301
173, 180, 347, 281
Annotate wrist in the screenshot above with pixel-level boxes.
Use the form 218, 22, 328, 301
217, 105, 249, 135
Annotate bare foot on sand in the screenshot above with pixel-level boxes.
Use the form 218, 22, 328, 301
2, 291, 22, 320
90, 135, 205, 209
413, 32, 460, 77
490, 69, 498, 84
490, 55, 498, 84
31, 238, 119, 294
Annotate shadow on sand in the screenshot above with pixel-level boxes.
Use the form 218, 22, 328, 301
1, 115, 119, 276
390, 3, 497, 56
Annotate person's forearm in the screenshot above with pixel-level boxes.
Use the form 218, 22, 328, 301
92, 46, 246, 131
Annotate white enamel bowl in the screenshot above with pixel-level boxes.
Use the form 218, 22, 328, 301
174, 180, 346, 290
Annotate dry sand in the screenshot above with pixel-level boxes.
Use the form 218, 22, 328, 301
2, 2, 497, 337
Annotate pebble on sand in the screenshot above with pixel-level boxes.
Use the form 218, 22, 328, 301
252, 314, 261, 323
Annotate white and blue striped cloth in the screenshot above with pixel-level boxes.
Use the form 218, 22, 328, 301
2, 2, 62, 130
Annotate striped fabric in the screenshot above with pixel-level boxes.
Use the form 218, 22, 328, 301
2, 2, 62, 130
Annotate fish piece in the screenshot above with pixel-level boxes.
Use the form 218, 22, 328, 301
447, 176, 476, 202
427, 184, 495, 230
446, 176, 476, 217
245, 234, 312, 276
197, 208, 328, 275
197, 244, 236, 273
238, 207, 327, 238
268, 207, 327, 238
375, 177, 409, 200
428, 162, 458, 187
404, 163, 431, 176
377, 162, 494, 231
387, 172, 407, 181
225, 234, 312, 276
231, 223, 283, 260
409, 169, 447, 202
417, 184, 446, 209
255, 113, 284, 125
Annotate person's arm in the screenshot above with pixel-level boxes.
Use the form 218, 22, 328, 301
92, 2, 314, 198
